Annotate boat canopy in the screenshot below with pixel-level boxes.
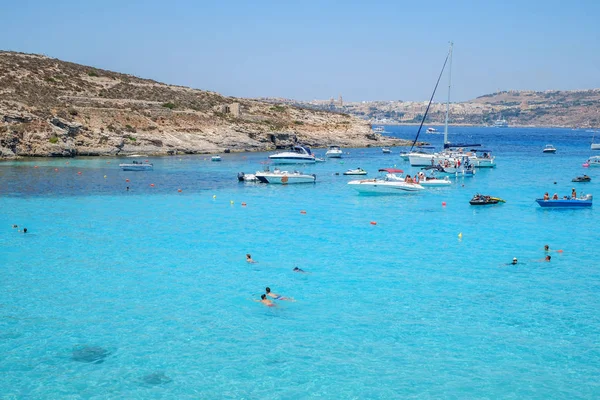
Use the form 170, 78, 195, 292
378, 168, 404, 173
292, 145, 312, 154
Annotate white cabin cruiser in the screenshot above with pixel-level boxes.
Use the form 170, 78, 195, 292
348, 168, 424, 194
269, 145, 316, 164
325, 145, 343, 158
543, 144, 557, 153
119, 160, 153, 171
255, 168, 316, 184
415, 171, 452, 186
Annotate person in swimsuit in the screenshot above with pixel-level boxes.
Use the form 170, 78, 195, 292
543, 192, 549, 200
246, 254, 257, 263
258, 294, 275, 307
545, 255, 551, 262
265, 287, 294, 301
511, 257, 518, 265
552, 193, 558, 200
572, 188, 577, 199
293, 267, 306, 273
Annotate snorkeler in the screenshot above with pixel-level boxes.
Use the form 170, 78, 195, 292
246, 254, 257, 263
265, 287, 294, 301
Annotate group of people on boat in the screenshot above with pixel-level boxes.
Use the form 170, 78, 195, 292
543, 188, 578, 200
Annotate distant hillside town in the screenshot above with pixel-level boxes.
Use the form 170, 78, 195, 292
261, 89, 600, 128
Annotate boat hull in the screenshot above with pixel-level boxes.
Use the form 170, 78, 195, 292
536, 199, 592, 208
119, 164, 153, 171
268, 156, 316, 164
348, 180, 424, 194
255, 172, 316, 184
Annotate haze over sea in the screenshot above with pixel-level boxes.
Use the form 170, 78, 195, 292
1, 126, 599, 398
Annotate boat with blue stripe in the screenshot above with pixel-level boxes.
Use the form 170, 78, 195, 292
536, 195, 593, 208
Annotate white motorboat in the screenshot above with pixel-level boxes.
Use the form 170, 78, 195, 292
255, 168, 316, 184
415, 171, 452, 186
325, 145, 343, 158
211, 155, 222, 161
494, 119, 508, 128
269, 145, 316, 164
591, 134, 600, 150
343, 168, 367, 175
373, 126, 385, 133
119, 160, 153, 171
543, 144, 557, 153
584, 156, 600, 167
237, 172, 258, 182
348, 168, 424, 194
427, 127, 439, 133
382, 147, 392, 154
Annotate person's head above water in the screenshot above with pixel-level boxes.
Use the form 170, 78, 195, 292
261, 294, 266, 300
265, 287, 271, 293
512, 257, 518, 264
545, 255, 551, 261
544, 245, 549, 251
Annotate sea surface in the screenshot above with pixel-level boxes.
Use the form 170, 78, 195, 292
1, 126, 599, 399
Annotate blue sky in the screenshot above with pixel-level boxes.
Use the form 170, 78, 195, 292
1, 0, 599, 102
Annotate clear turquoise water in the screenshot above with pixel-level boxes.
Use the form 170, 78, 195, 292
1, 127, 599, 398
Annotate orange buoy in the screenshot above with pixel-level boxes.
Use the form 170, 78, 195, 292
54, 168, 58, 171
126, 179, 130, 182
77, 171, 82, 175
34, 165, 38, 168
150, 183, 155, 187
300, 210, 307, 214
442, 201, 447, 206
178, 189, 182, 192
370, 221, 377, 225
557, 249, 564, 253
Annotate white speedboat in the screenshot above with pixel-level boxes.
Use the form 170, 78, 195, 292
591, 134, 600, 150
543, 144, 557, 153
584, 156, 600, 167
211, 155, 222, 161
237, 172, 258, 182
348, 168, 424, 194
427, 127, 438, 133
343, 168, 367, 175
415, 171, 451, 187
255, 169, 316, 184
269, 145, 316, 164
494, 119, 508, 128
325, 145, 343, 158
119, 161, 153, 171
382, 147, 392, 154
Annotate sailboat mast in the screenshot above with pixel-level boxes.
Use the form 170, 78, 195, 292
444, 42, 453, 146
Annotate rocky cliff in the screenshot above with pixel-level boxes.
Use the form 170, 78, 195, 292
0, 51, 407, 158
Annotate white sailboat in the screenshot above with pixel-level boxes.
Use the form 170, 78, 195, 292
591, 134, 600, 150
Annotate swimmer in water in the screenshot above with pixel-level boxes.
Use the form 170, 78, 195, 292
510, 257, 518, 265
256, 294, 275, 307
23, 228, 27, 233
293, 267, 306, 273
246, 254, 257, 263
544, 244, 550, 252
545, 255, 551, 262
12, 224, 18, 229
265, 287, 294, 301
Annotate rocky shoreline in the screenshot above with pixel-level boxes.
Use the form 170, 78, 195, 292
0, 51, 415, 160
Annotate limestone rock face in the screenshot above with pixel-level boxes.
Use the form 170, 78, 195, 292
0, 51, 412, 158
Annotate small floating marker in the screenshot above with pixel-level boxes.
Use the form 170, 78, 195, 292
557, 249, 564, 253
150, 183, 155, 187
54, 168, 58, 172
126, 179, 130, 182
178, 189, 182, 193
442, 201, 447, 206
300, 210, 307, 214
213, 195, 216, 199
583, 163, 590, 168
230, 200, 234, 205
34, 165, 38, 168
77, 171, 82, 175
370, 221, 377, 225
104, 175, 107, 179
241, 202, 247, 206
458, 232, 463, 239
145, 160, 149, 163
